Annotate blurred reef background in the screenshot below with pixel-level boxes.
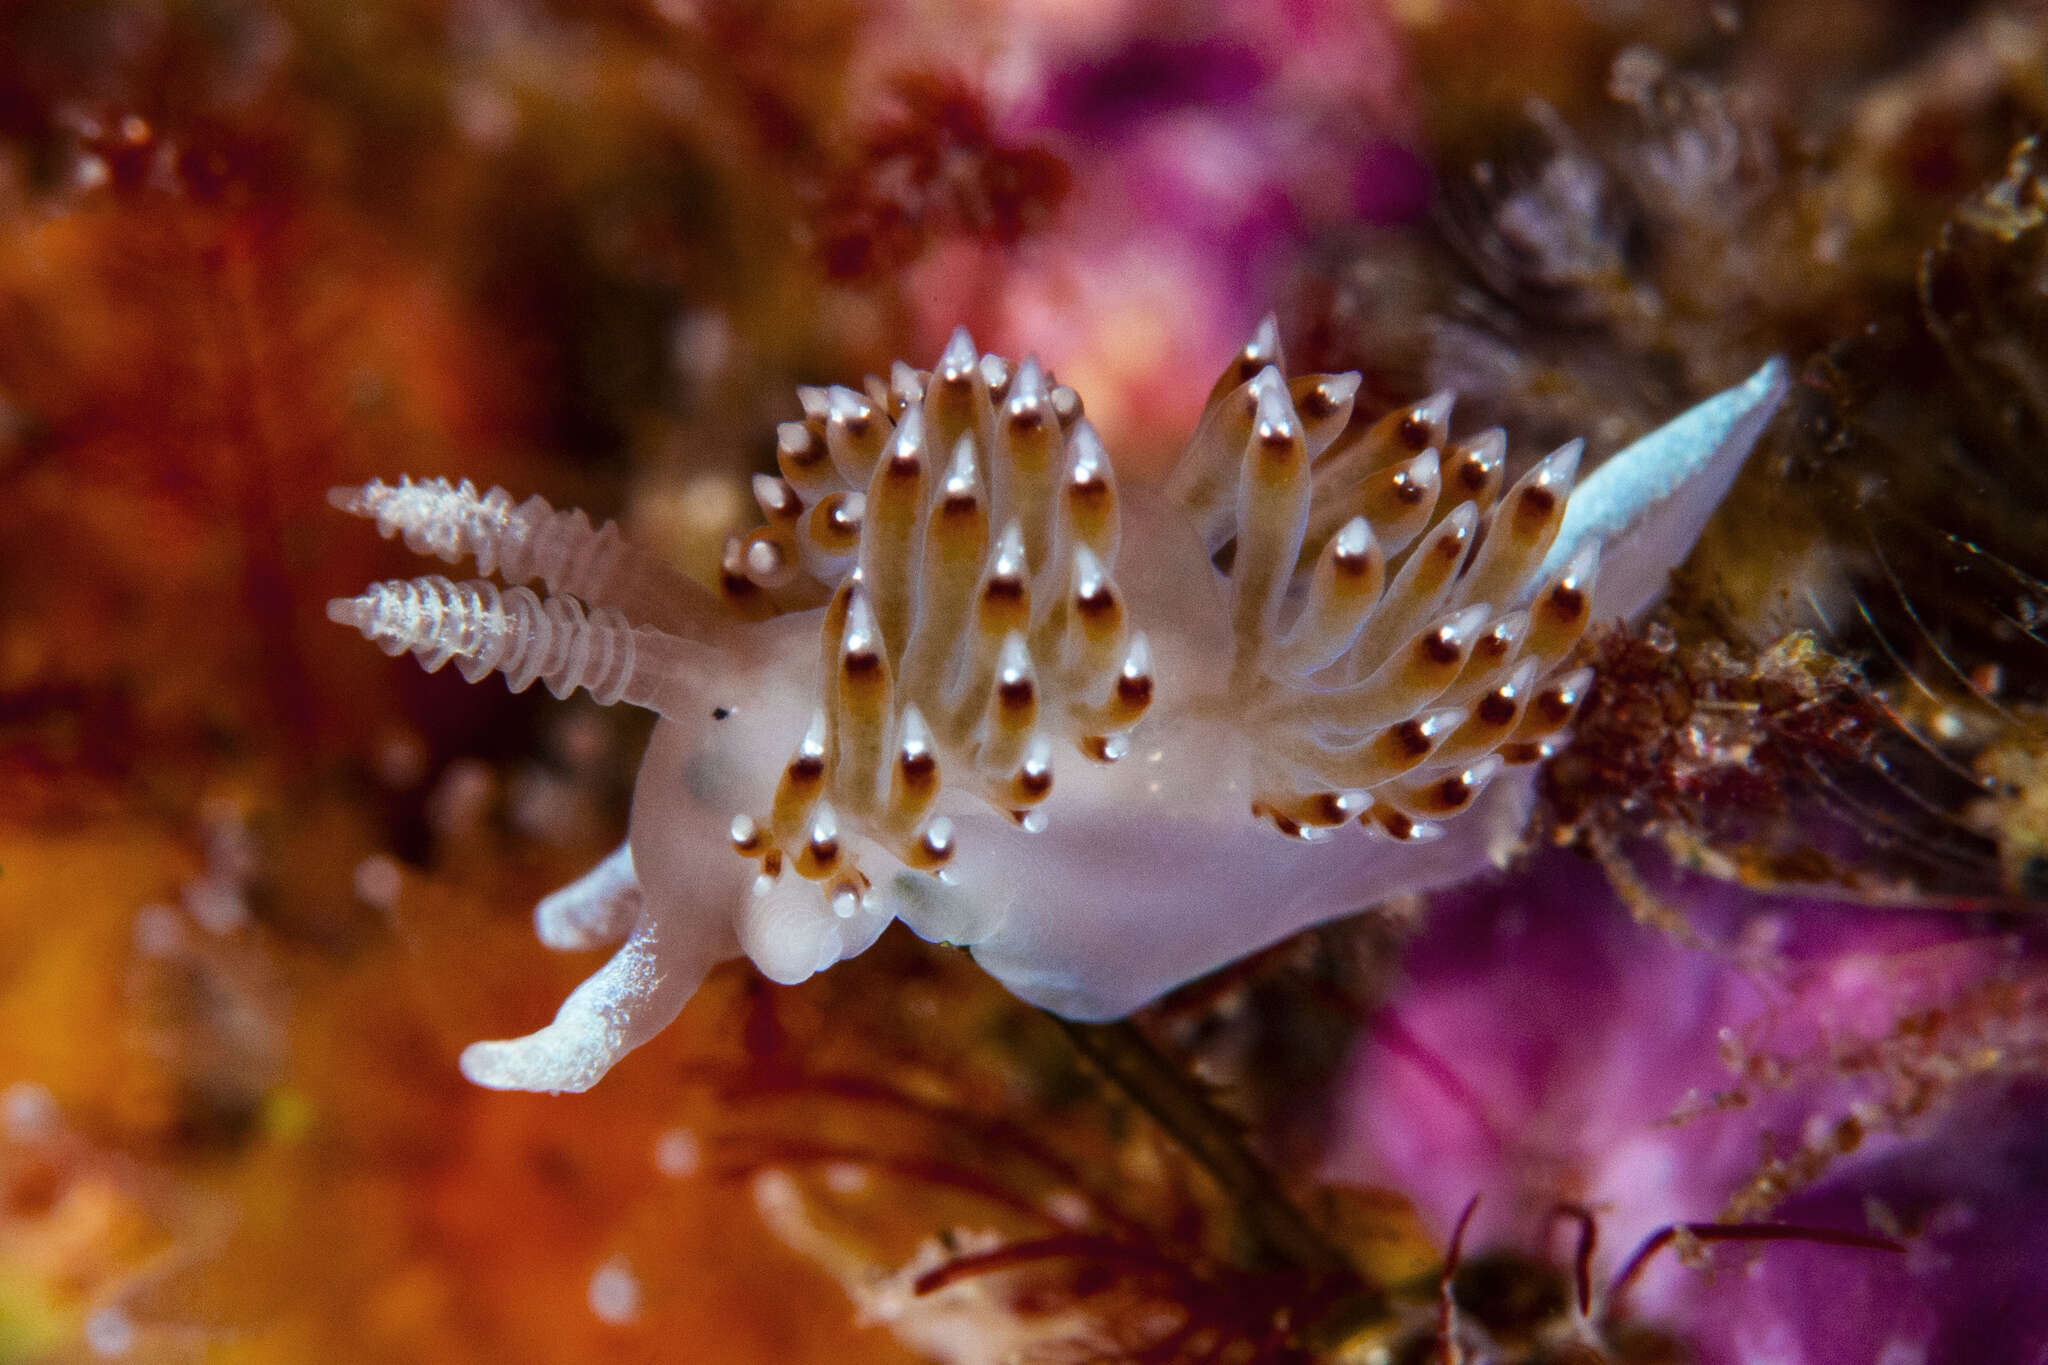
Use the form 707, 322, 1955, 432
3, 1, 2048, 1361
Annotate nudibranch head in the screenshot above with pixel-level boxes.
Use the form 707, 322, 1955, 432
327, 321, 1786, 1091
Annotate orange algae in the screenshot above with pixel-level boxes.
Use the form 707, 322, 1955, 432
0, 807, 931, 1362
0, 10, 962, 1357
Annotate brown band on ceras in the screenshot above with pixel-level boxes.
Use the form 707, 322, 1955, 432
776, 421, 836, 499
768, 712, 829, 852
720, 533, 776, 620
1353, 449, 1442, 555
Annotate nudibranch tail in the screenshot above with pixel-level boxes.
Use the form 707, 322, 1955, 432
328, 315, 1789, 1090
1537, 355, 1789, 621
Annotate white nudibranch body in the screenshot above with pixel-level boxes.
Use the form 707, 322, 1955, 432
328, 322, 1787, 1093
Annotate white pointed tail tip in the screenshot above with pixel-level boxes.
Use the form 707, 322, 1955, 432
1749, 353, 1790, 399
327, 483, 373, 513
1536, 356, 1788, 615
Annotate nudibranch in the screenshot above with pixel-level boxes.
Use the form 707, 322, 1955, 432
327, 323, 1786, 1093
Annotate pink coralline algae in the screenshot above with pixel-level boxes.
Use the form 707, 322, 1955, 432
1701, 1082, 2048, 1364
1325, 850, 2048, 1358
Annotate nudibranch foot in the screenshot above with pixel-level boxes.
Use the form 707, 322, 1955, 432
329, 320, 1788, 1092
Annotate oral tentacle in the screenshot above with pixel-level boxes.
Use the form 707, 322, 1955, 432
457, 914, 717, 1095
533, 842, 643, 953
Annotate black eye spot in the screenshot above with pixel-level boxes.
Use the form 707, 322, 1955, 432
711, 706, 732, 720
